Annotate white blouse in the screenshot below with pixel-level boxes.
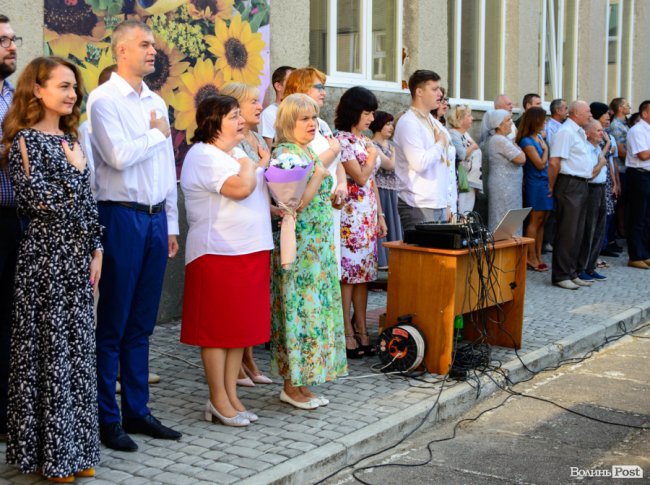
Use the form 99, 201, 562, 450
180, 143, 273, 264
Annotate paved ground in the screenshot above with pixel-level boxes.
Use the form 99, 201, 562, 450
1, 245, 649, 484
323, 326, 650, 485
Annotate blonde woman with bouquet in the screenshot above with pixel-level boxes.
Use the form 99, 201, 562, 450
270, 93, 347, 410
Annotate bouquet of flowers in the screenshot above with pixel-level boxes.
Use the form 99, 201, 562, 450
265, 152, 314, 269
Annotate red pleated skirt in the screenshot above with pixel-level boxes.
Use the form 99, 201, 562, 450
181, 251, 270, 348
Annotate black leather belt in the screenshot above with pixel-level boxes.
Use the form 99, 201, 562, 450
559, 173, 589, 181
100, 200, 166, 214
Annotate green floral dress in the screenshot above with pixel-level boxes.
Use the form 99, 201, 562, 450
270, 143, 348, 386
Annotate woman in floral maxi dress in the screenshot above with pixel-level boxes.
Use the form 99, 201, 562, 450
334, 87, 387, 359
270, 94, 347, 410
2, 57, 102, 482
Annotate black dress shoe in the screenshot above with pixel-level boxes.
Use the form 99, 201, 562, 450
100, 422, 138, 452
123, 414, 182, 440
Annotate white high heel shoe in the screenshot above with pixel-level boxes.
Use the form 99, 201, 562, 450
238, 410, 259, 422
204, 400, 250, 427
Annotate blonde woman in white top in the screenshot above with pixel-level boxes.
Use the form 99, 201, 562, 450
221, 82, 275, 388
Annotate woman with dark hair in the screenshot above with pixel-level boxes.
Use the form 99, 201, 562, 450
335, 87, 387, 358
2, 56, 102, 482
516, 106, 553, 271
180, 95, 273, 426
370, 111, 401, 269
271, 93, 347, 409
431, 87, 449, 124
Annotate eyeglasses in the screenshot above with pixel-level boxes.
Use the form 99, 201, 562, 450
441, 97, 449, 104
312, 83, 326, 91
0, 36, 21, 48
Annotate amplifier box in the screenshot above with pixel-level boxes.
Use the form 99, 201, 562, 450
404, 230, 469, 249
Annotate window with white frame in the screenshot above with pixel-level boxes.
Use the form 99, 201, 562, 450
539, 0, 579, 102
309, 0, 402, 89
605, 0, 633, 103
447, 0, 505, 105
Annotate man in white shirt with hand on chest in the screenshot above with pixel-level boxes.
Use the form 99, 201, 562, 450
87, 19, 181, 452
393, 69, 456, 232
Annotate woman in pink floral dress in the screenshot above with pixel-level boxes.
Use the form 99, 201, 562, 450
335, 87, 387, 358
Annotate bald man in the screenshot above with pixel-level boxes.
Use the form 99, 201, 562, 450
548, 100, 594, 289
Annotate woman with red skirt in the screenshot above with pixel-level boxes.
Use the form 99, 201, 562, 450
180, 95, 273, 426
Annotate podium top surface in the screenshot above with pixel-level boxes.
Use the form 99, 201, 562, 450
383, 237, 534, 255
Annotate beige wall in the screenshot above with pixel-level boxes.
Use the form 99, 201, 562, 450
576, 0, 608, 102
403, 0, 448, 82
0, 1, 44, 83
630, 0, 650, 109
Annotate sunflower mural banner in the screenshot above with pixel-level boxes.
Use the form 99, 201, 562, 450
44, 0, 272, 178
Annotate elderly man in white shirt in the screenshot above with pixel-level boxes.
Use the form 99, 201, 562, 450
576, 120, 609, 282
393, 69, 456, 231
624, 100, 650, 268
87, 20, 181, 452
548, 100, 594, 289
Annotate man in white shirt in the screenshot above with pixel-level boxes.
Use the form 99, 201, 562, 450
576, 119, 608, 282
544, 98, 568, 145
87, 20, 181, 451
548, 100, 594, 289
393, 69, 454, 231
624, 100, 650, 268
259, 65, 294, 148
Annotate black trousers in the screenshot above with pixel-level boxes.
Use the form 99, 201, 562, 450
552, 175, 589, 282
0, 209, 22, 433
578, 184, 607, 273
625, 168, 650, 261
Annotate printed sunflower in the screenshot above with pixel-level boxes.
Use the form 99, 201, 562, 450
144, 35, 190, 101
45, 0, 108, 59
187, 0, 234, 21
78, 47, 115, 97
206, 13, 265, 85
171, 57, 225, 142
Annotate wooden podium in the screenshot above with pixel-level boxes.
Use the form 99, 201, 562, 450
383, 238, 533, 375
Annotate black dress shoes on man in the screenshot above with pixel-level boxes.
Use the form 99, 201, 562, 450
123, 414, 182, 440
99, 422, 138, 452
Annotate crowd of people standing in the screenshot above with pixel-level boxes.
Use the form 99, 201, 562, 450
0, 14, 649, 482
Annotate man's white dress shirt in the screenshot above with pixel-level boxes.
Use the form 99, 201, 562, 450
87, 72, 179, 234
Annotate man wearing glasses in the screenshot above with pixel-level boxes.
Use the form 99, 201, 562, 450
0, 14, 20, 441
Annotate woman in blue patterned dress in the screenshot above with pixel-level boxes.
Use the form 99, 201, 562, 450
270, 94, 347, 410
335, 87, 387, 358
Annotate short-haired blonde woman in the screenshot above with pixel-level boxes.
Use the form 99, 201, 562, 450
220, 82, 273, 387
448, 105, 482, 214
283, 67, 347, 274
270, 93, 347, 410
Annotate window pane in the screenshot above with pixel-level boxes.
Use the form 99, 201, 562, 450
309, 0, 328, 73
460, 0, 479, 99
483, 0, 502, 101
336, 0, 362, 74
372, 0, 397, 81
607, 0, 621, 102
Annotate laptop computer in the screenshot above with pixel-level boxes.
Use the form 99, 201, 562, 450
492, 207, 532, 241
